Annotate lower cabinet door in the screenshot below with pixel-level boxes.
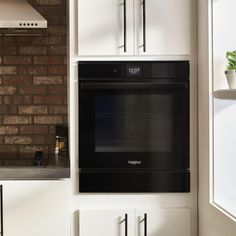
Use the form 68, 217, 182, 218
2, 181, 70, 236
79, 209, 135, 236
136, 208, 191, 236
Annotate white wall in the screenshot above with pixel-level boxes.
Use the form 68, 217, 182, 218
214, 99, 236, 218
198, 0, 236, 234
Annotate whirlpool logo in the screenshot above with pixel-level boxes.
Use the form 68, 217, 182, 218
128, 160, 142, 165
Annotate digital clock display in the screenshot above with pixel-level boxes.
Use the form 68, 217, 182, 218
127, 65, 142, 76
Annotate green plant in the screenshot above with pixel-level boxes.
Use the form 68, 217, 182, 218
226, 50, 236, 70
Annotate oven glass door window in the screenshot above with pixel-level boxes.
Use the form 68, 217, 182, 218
95, 94, 172, 153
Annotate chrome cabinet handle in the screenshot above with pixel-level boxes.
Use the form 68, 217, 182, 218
120, 214, 128, 236
140, 214, 147, 236
0, 186, 3, 236
142, 0, 146, 52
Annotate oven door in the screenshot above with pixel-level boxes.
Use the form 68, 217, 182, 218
79, 81, 189, 170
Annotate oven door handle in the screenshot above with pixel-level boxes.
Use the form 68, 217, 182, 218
80, 82, 187, 90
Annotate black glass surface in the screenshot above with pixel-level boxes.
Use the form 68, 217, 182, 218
79, 170, 190, 193
79, 81, 189, 170
95, 94, 172, 153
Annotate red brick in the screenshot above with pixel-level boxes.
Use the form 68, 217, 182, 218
16, 37, 32, 45
0, 126, 18, 135
18, 66, 47, 75
19, 46, 47, 55
33, 76, 62, 84
48, 86, 67, 94
19, 105, 48, 114
19, 86, 47, 94
3, 37, 31, 46
35, 6, 66, 17
5, 136, 33, 145
0, 1, 67, 158
4, 95, 32, 104
20, 145, 48, 155
48, 26, 66, 35
4, 116, 32, 124
49, 46, 66, 55
3, 76, 32, 85
48, 36, 64, 45
63, 76, 67, 83
2, 47, 17, 55
49, 105, 67, 114
47, 16, 66, 25
34, 56, 64, 65
34, 116, 63, 124
33, 95, 63, 104
49, 125, 56, 134
0, 145, 18, 154
63, 115, 68, 123
33, 135, 55, 145
32, 37, 48, 45
0, 86, 16, 94
48, 66, 66, 75
3, 56, 32, 65
35, 0, 63, 5
0, 66, 17, 75
64, 96, 67, 104
2, 38, 17, 46
20, 125, 48, 135
0, 105, 18, 114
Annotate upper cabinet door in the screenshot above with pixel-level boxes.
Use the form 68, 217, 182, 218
135, 0, 190, 56
78, 0, 134, 56
136, 208, 191, 236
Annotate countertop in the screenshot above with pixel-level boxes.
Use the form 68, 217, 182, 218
0, 155, 70, 180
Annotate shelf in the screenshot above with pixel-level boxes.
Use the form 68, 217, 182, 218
214, 89, 236, 99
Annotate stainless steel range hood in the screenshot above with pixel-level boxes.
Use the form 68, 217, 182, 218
0, 0, 47, 29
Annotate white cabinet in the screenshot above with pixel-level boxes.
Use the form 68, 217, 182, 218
78, 0, 134, 56
79, 208, 191, 236
136, 209, 191, 236
1, 181, 70, 236
136, 0, 190, 56
78, 0, 190, 57
79, 209, 135, 236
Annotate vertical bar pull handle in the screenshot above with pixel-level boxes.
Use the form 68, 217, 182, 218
120, 213, 128, 236
142, 0, 146, 52
0, 185, 3, 236
123, 0, 127, 52
140, 213, 147, 236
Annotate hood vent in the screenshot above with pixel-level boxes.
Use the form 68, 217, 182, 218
0, 0, 47, 29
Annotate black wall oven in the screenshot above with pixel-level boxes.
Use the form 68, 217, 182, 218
79, 61, 190, 193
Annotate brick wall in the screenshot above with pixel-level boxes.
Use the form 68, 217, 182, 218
0, 0, 67, 164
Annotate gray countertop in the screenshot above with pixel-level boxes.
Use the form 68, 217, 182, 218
0, 155, 70, 180
0, 166, 70, 180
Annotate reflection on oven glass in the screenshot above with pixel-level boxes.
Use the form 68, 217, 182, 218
95, 95, 172, 152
